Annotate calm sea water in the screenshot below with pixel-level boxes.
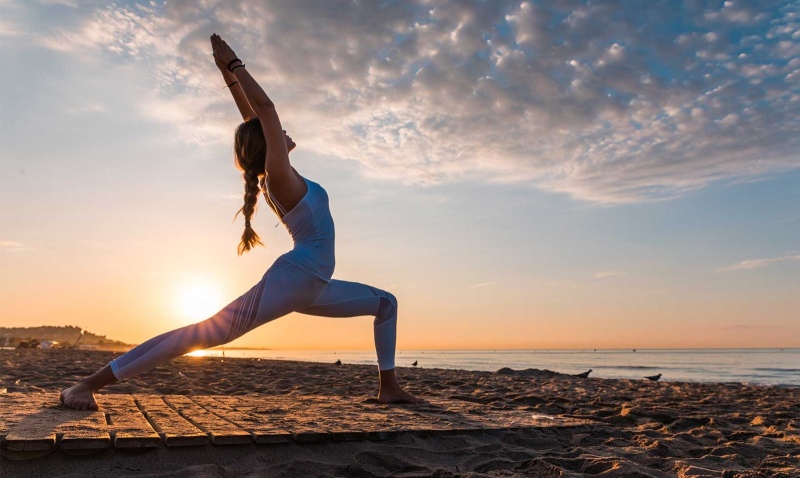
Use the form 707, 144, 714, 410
192, 348, 800, 387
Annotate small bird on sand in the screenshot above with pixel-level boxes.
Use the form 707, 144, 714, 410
412, 360, 418, 367
574, 369, 592, 378
644, 373, 662, 381
335, 359, 342, 366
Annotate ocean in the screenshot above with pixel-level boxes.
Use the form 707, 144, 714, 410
190, 348, 800, 387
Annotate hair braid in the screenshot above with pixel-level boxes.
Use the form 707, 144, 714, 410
235, 168, 265, 255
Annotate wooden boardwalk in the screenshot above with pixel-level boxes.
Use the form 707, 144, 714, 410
0, 392, 588, 460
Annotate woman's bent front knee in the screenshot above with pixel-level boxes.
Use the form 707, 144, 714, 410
374, 290, 397, 325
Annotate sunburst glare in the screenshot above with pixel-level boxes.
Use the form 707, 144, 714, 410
175, 278, 223, 323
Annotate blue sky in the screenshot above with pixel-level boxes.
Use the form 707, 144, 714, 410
1, 0, 798, 349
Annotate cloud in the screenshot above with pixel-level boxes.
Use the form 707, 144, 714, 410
0, 241, 27, 252
35, 0, 79, 7
593, 271, 625, 279
206, 191, 244, 202
0, 19, 27, 37
717, 254, 800, 272
469, 281, 495, 289
64, 103, 107, 114
722, 324, 786, 331
23, 0, 800, 203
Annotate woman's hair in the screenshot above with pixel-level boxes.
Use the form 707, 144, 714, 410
233, 117, 267, 255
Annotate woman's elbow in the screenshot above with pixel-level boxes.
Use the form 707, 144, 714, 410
252, 100, 276, 116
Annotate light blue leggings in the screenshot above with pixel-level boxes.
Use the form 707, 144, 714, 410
109, 259, 398, 381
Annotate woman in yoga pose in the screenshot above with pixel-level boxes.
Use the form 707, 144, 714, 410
60, 34, 423, 410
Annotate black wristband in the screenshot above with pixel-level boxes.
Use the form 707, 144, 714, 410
226, 80, 239, 88
231, 63, 246, 72
226, 58, 242, 71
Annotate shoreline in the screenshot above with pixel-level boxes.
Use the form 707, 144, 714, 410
169, 347, 800, 388
2, 349, 799, 477
2, 348, 798, 388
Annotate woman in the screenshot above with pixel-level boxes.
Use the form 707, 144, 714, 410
60, 34, 423, 410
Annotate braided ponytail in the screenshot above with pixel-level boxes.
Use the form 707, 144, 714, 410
235, 168, 265, 255
232, 117, 269, 255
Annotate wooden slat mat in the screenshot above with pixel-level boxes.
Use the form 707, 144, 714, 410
0, 392, 590, 460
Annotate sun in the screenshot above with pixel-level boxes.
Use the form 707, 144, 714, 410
175, 278, 224, 323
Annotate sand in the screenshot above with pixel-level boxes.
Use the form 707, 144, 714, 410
2, 349, 799, 477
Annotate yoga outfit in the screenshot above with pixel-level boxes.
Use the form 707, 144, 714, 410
109, 175, 398, 381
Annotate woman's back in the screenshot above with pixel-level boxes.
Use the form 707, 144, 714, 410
266, 176, 336, 283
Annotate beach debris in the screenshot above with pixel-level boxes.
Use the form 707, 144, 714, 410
644, 373, 662, 381
335, 359, 342, 366
412, 361, 418, 367
574, 369, 592, 378
495, 367, 562, 378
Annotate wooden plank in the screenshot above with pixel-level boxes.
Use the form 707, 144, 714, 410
96, 395, 161, 448
251, 396, 331, 443
134, 395, 208, 447
3, 411, 58, 453
209, 395, 464, 442
211, 395, 332, 443
0, 393, 52, 444
290, 396, 364, 442
333, 408, 398, 441
57, 409, 111, 452
163, 396, 252, 445
2, 393, 109, 454
191, 396, 291, 444
208, 395, 262, 411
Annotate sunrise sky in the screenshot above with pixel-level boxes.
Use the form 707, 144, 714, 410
1, 0, 798, 351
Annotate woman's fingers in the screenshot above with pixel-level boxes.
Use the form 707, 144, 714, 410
210, 34, 238, 66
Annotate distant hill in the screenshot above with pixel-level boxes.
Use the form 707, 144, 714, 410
0, 325, 132, 350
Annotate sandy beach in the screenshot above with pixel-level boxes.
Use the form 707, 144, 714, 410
1, 349, 798, 477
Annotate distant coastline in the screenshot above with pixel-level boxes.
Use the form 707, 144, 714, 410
0, 325, 132, 351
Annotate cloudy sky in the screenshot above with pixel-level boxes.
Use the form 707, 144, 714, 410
1, 0, 798, 350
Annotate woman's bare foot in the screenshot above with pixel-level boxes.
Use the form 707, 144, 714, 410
377, 386, 426, 404
377, 368, 426, 404
60, 383, 98, 411
59, 364, 117, 411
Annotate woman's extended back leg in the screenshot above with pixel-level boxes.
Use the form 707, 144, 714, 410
108, 263, 328, 381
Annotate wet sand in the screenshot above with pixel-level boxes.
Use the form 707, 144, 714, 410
2, 349, 798, 477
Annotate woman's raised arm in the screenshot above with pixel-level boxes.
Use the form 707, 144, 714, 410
215, 54, 256, 121
211, 34, 291, 181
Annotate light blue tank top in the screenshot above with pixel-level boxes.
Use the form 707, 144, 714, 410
264, 176, 335, 282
